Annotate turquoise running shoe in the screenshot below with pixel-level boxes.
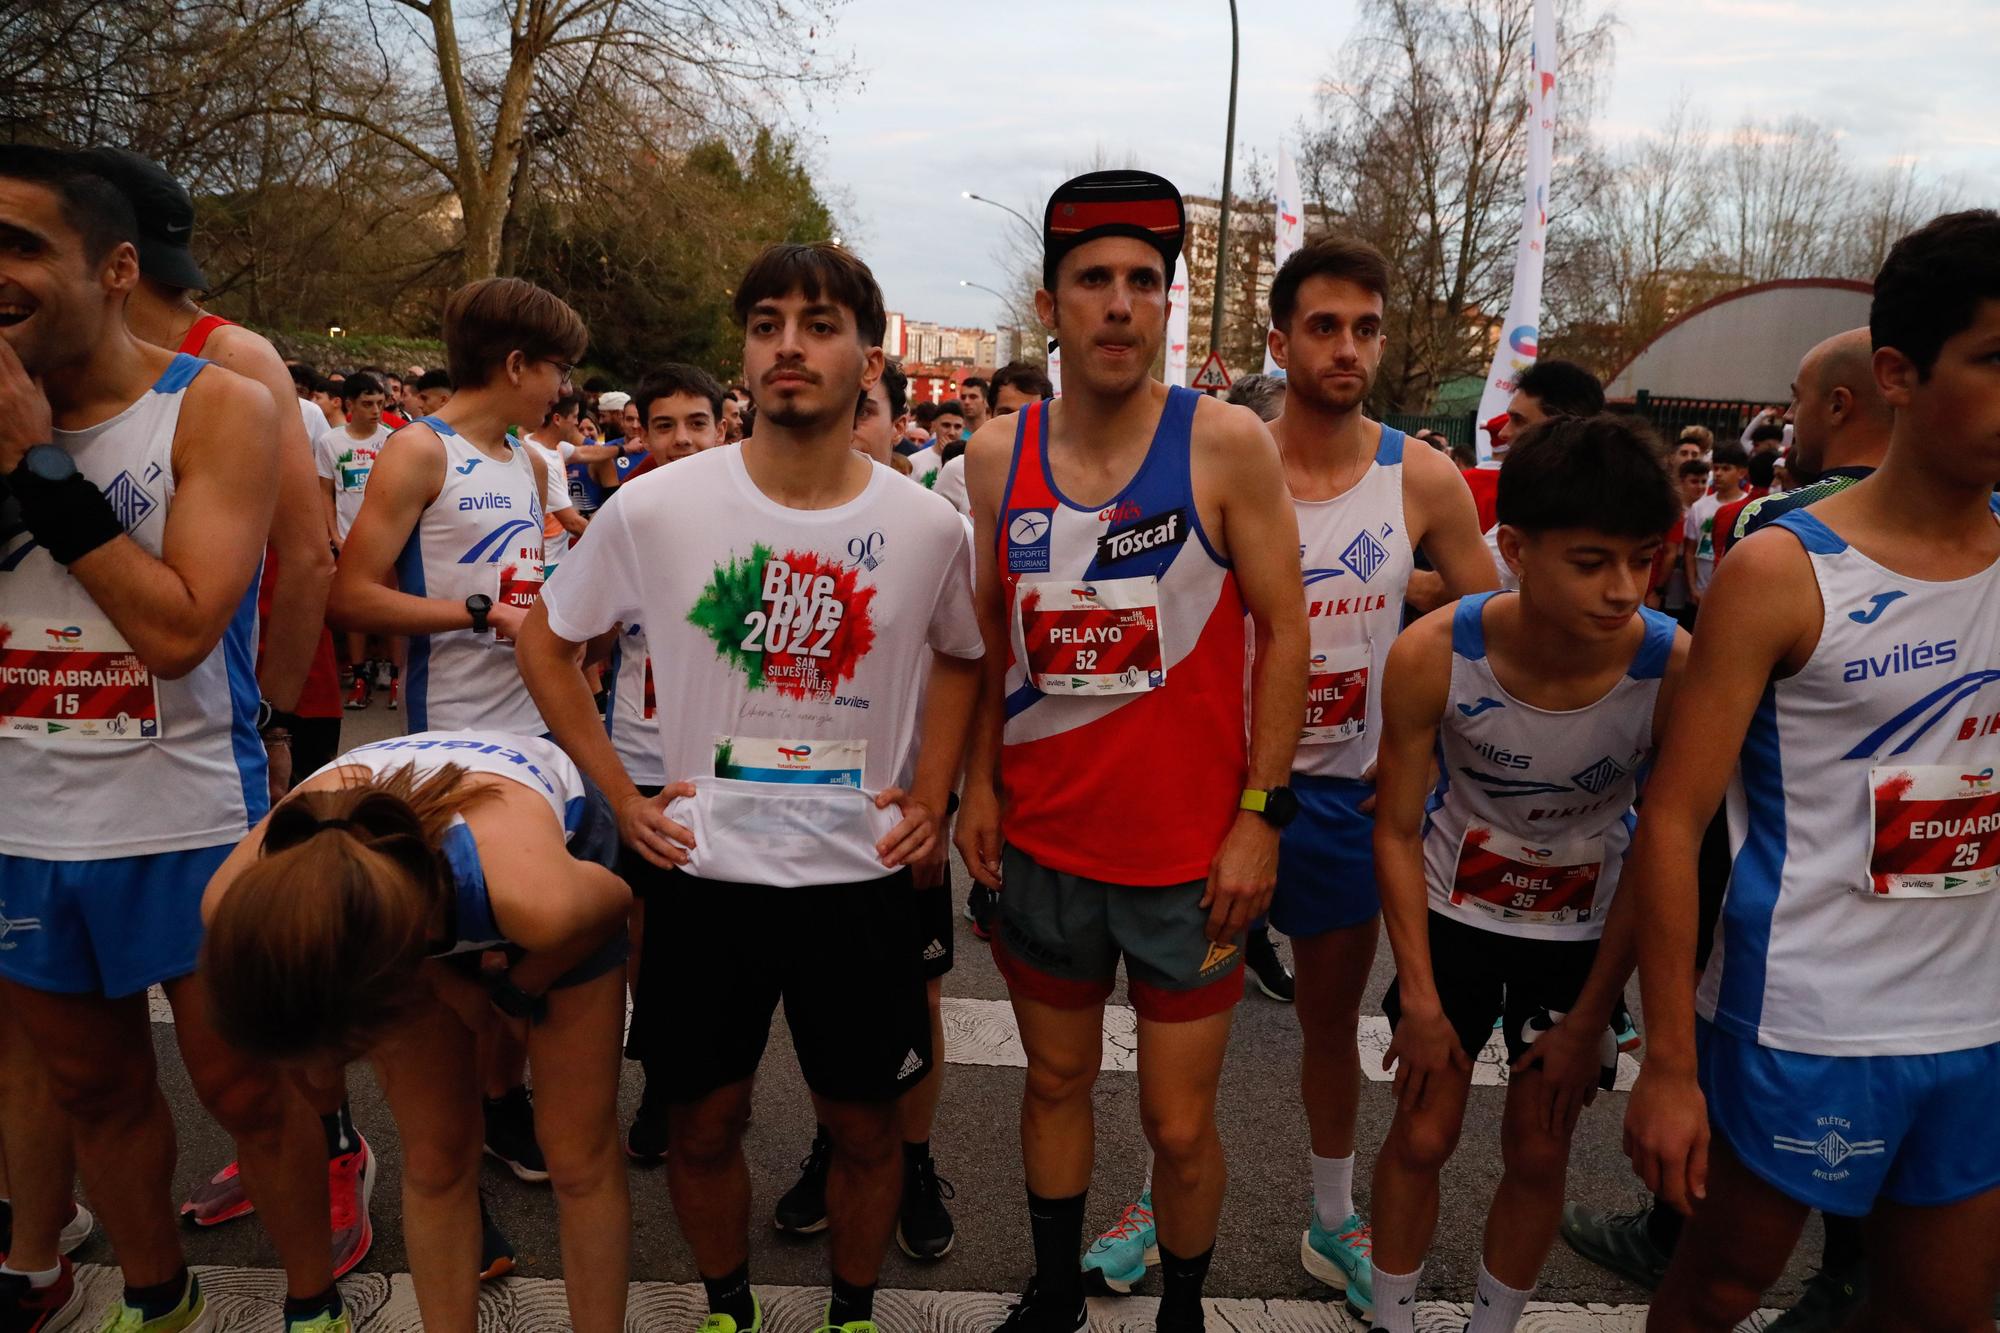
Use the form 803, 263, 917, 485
1301, 1207, 1374, 1318
1080, 1190, 1157, 1295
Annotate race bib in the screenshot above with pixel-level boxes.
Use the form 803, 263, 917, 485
1866, 765, 2000, 898
713, 736, 865, 787
491, 560, 544, 640
0, 618, 163, 741
336, 452, 373, 493
1300, 646, 1369, 745
1451, 822, 1603, 924
1018, 577, 1166, 695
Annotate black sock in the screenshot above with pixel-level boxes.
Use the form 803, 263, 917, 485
1158, 1242, 1214, 1330
282, 1285, 343, 1321
828, 1274, 876, 1326
125, 1268, 192, 1320
322, 1099, 360, 1158
702, 1263, 756, 1328
1027, 1189, 1086, 1305
1821, 1212, 1866, 1272
1645, 1195, 1683, 1253
902, 1139, 930, 1165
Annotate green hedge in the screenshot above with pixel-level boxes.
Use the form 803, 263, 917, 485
258, 330, 447, 372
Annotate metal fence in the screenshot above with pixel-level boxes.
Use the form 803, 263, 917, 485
1382, 391, 1786, 455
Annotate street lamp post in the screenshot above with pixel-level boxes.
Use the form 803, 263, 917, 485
961, 191, 1040, 240
1208, 0, 1241, 363
960, 279, 1012, 303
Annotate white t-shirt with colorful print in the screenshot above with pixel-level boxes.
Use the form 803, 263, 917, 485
539, 443, 981, 887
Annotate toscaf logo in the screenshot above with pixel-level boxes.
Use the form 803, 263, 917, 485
1096, 509, 1188, 565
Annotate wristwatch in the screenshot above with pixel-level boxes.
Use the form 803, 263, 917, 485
20, 444, 77, 483
1239, 786, 1299, 829
465, 593, 493, 634
490, 975, 548, 1026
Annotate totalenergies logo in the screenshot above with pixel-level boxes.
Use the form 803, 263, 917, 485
1072, 585, 1098, 600
1519, 845, 1554, 861
1962, 767, 1995, 790
1311, 653, 1329, 668
777, 745, 813, 764
43, 625, 82, 647
1508, 324, 1539, 358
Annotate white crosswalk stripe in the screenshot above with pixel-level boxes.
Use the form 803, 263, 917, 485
67, 1265, 1798, 1331
1358, 1016, 1642, 1092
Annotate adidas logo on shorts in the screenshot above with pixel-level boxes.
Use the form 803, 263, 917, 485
922, 939, 946, 961
897, 1049, 926, 1081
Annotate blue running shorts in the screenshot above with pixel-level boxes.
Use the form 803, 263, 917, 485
1699, 1017, 2000, 1216
0, 844, 232, 998
1269, 774, 1380, 938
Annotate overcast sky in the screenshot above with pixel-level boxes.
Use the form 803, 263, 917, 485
802, 0, 2000, 329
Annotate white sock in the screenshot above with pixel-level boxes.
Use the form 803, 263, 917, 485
1310, 1152, 1356, 1226
0, 1261, 61, 1290
1371, 1263, 1422, 1333
1466, 1262, 1533, 1333
1141, 1158, 1153, 1197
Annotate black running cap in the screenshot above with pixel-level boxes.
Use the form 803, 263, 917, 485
1043, 170, 1184, 290
76, 147, 207, 292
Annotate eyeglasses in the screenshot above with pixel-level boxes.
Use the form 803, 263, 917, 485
540, 357, 577, 378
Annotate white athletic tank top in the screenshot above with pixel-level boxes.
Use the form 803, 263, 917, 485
390, 417, 546, 733
0, 355, 266, 858
1423, 592, 1674, 940
314, 731, 587, 955
327, 424, 390, 540
1698, 509, 2000, 1056
604, 622, 665, 786
1292, 425, 1414, 780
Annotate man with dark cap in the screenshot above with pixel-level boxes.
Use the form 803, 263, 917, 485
956, 170, 1308, 1333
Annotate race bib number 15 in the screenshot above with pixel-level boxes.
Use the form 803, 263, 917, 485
0, 618, 162, 741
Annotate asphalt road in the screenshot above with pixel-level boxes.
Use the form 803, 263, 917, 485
115, 697, 1826, 1324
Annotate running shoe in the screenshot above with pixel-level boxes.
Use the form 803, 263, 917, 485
342, 675, 371, 711
94, 1272, 203, 1333
773, 1128, 832, 1235
625, 1112, 669, 1167
1245, 928, 1295, 1002
1764, 1264, 1866, 1332
180, 1160, 255, 1227
329, 1137, 376, 1279
0, 1257, 79, 1333
1612, 1006, 1642, 1055
1080, 1190, 1156, 1295
284, 1310, 351, 1333
384, 667, 399, 712
478, 1194, 515, 1282
482, 1087, 550, 1183
1301, 1208, 1374, 1318
1558, 1201, 1672, 1290
699, 1293, 761, 1333
896, 1149, 956, 1260
992, 1279, 1086, 1333
965, 885, 995, 942
58, 1203, 93, 1256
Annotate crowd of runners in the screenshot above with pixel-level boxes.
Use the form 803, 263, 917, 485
0, 142, 1997, 1333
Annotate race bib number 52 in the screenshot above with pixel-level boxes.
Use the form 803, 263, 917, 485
1867, 765, 2000, 897
1018, 577, 1165, 696
0, 618, 162, 740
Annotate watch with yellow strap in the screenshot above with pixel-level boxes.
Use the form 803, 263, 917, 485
1239, 786, 1299, 828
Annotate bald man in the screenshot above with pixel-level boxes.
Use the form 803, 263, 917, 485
1733, 327, 1891, 540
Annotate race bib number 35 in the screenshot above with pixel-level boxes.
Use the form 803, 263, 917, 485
1867, 765, 2000, 898
0, 619, 162, 741
1301, 647, 1368, 745
1451, 822, 1603, 924
1019, 577, 1166, 695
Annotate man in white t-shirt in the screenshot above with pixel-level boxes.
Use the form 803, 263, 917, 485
313, 372, 404, 708
518, 242, 982, 1333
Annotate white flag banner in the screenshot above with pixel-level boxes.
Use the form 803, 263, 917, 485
1474, 0, 1558, 461
1264, 144, 1306, 374
1166, 256, 1190, 385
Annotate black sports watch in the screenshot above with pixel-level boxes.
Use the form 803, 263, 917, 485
21, 444, 77, 483
490, 975, 548, 1026
1239, 786, 1300, 829
465, 593, 493, 634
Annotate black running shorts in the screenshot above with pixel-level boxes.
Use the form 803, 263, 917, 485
629, 867, 932, 1105
1382, 910, 1599, 1063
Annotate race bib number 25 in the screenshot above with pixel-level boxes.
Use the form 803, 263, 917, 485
1867, 765, 2000, 898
